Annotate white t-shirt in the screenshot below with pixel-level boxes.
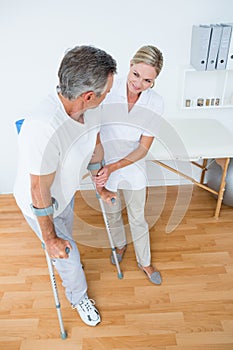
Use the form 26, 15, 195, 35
14, 89, 101, 218
100, 78, 164, 191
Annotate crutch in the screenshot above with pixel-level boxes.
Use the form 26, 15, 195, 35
87, 166, 123, 279
15, 119, 69, 338
42, 243, 70, 339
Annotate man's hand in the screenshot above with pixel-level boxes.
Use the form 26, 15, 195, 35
45, 236, 72, 259
97, 187, 117, 205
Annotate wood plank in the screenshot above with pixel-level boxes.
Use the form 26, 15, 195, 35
0, 187, 232, 349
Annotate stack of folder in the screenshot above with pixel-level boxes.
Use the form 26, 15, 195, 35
190, 23, 233, 71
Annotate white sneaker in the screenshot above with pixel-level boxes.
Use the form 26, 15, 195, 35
74, 295, 101, 326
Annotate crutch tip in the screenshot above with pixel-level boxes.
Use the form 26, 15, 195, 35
118, 272, 123, 279
60, 331, 68, 339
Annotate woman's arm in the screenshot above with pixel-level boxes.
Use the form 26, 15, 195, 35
96, 135, 154, 185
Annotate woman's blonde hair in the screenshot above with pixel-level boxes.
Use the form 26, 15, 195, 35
131, 45, 163, 76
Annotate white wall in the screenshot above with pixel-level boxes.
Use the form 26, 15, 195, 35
1, 0, 233, 193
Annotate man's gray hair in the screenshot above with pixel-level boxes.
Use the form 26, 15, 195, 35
58, 45, 117, 100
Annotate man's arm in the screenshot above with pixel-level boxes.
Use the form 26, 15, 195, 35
30, 173, 72, 258
88, 133, 104, 176
88, 132, 117, 203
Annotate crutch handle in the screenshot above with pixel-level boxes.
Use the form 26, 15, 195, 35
65, 247, 70, 255
96, 192, 116, 204
42, 242, 70, 256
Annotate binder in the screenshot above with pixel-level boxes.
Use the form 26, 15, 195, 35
226, 23, 233, 69
216, 24, 232, 70
206, 25, 222, 70
190, 25, 212, 71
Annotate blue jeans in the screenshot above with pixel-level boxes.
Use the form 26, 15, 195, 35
24, 198, 87, 306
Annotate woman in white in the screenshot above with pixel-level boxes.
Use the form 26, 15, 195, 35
96, 45, 164, 284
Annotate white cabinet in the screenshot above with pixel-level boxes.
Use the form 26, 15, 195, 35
181, 67, 233, 109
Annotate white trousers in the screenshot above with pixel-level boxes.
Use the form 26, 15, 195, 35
105, 188, 151, 267
24, 199, 87, 307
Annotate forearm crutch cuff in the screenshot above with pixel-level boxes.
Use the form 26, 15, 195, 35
30, 197, 58, 217
87, 160, 105, 171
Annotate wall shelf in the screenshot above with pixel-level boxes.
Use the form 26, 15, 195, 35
181, 104, 233, 110
181, 67, 233, 109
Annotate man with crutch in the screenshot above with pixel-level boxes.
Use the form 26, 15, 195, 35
13, 46, 117, 329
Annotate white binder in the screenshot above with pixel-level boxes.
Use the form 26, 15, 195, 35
226, 24, 233, 69
216, 24, 232, 70
206, 25, 222, 70
190, 25, 212, 71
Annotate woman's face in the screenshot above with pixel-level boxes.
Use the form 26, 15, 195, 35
127, 62, 157, 95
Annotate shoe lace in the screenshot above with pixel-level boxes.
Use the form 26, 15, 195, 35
75, 297, 96, 312
83, 298, 95, 311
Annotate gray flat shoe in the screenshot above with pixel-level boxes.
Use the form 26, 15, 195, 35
138, 263, 162, 285
110, 245, 127, 265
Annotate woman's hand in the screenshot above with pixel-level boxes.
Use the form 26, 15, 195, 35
93, 165, 111, 187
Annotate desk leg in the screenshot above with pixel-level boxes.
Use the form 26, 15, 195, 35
200, 159, 208, 184
215, 157, 230, 219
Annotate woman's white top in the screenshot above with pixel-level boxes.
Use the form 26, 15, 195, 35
100, 78, 164, 191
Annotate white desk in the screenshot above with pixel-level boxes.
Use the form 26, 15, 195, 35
147, 118, 233, 219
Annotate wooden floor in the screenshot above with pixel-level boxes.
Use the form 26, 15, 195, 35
0, 186, 233, 350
